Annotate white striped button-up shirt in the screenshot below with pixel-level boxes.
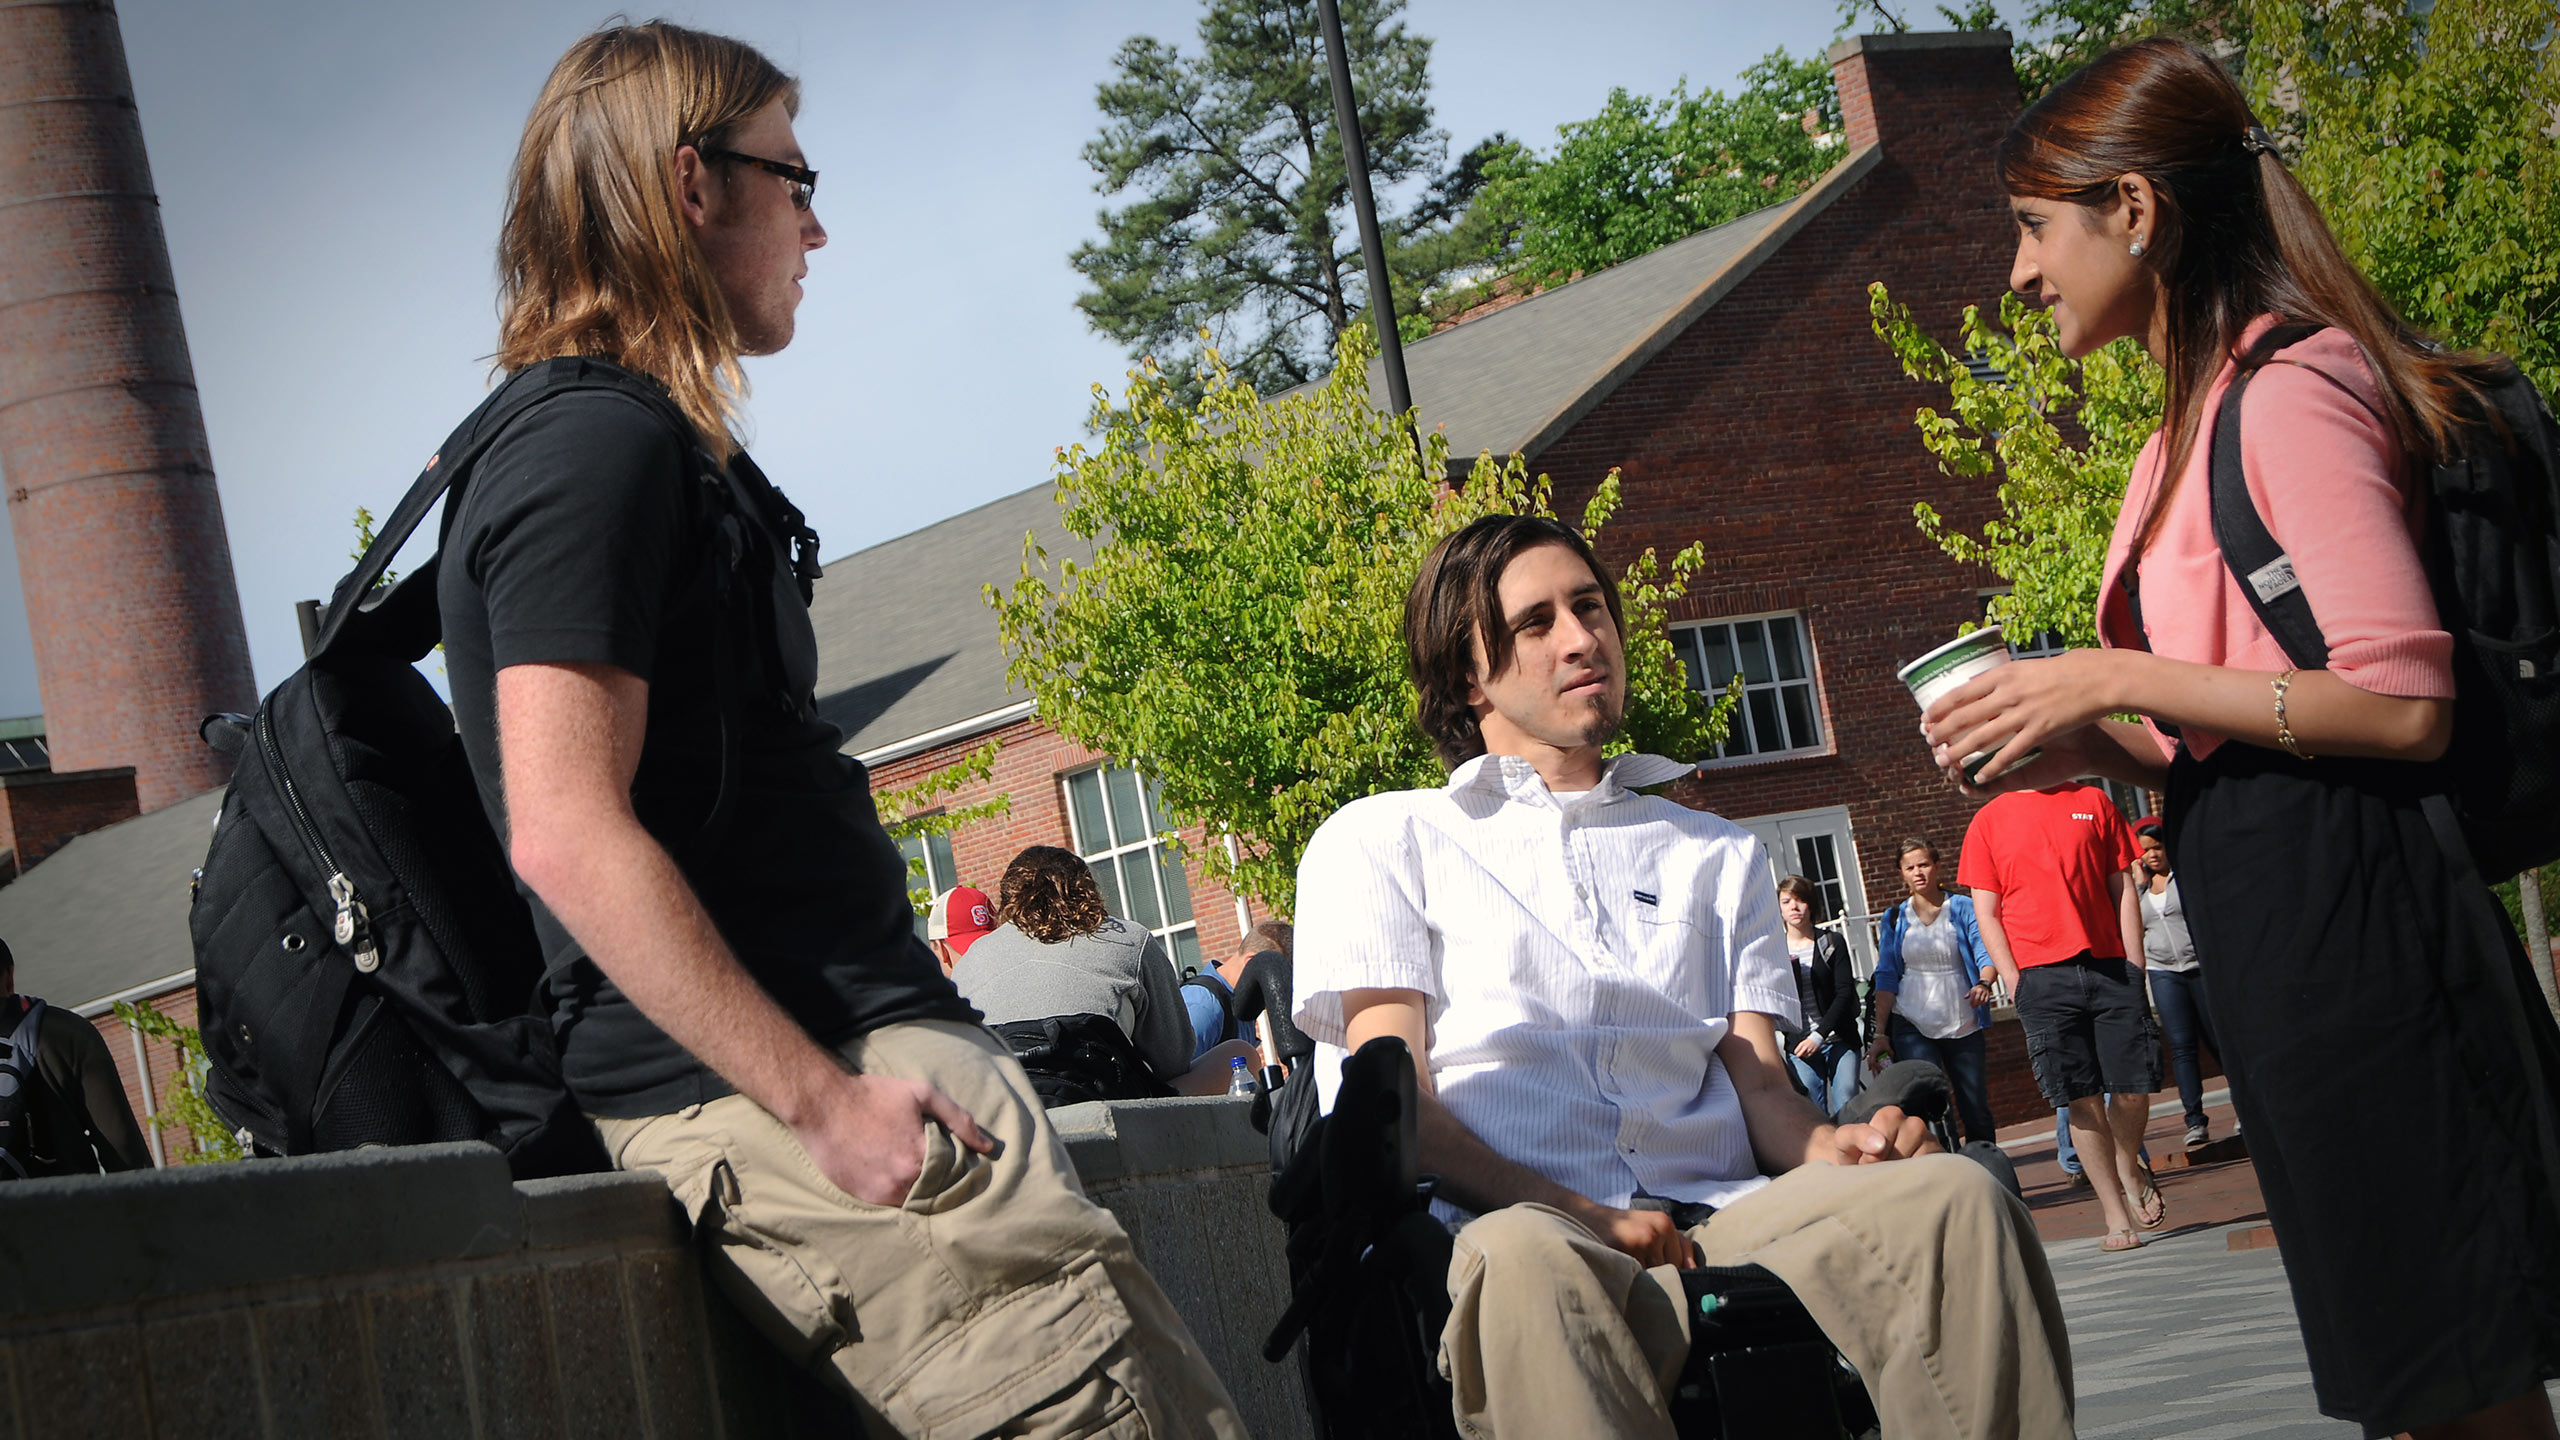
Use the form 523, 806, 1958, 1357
1294, 751, 1799, 1216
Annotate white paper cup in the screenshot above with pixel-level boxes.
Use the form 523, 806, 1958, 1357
1897, 625, 2040, 784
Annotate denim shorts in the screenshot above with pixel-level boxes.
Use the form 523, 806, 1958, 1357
2013, 954, 2162, 1106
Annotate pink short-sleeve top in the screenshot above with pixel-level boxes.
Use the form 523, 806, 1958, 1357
2095, 319, 2454, 761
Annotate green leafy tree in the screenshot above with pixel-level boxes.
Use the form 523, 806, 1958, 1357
1479, 49, 1847, 286
1870, 287, 2162, 645
1837, 2, 2004, 37
2251, 0, 2558, 399
112, 999, 241, 1163
1878, 0, 2554, 650
2000, 0, 2250, 99
1072, 0, 1497, 398
874, 742, 1012, 917
992, 325, 1729, 914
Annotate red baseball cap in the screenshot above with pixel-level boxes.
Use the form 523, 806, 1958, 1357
928, 886, 996, 954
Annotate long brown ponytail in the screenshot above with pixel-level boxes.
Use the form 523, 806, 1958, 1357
1997, 38, 2502, 556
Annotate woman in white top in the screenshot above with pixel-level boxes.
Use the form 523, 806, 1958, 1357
1866, 838, 2000, 1145
2135, 818, 2219, 1147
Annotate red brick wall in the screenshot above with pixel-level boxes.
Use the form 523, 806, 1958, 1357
1534, 33, 2023, 917
866, 717, 1259, 963
0, 766, 139, 875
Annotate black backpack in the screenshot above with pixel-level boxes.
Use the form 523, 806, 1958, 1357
190, 360, 759, 1179
2210, 330, 2560, 881
0, 997, 44, 1180
987, 1014, 1178, 1108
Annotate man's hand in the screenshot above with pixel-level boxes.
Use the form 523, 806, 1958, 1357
1792, 1033, 1823, 1059
1566, 1198, 1694, 1269
789, 1071, 995, 1207
1815, 1105, 1940, 1167
1863, 1035, 1893, 1074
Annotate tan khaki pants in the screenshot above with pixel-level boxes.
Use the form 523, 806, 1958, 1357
596, 1019, 1250, 1440
1443, 1154, 2074, 1440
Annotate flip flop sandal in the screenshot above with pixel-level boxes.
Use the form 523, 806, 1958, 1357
2100, 1229, 2144, 1252
2133, 1182, 2167, 1230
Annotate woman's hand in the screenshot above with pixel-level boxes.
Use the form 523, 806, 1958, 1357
1792, 1034, 1823, 1059
1965, 982, 1994, 1008
1923, 650, 2125, 789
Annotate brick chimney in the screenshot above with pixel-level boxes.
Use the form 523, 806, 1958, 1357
0, 0, 258, 813
1829, 30, 2020, 164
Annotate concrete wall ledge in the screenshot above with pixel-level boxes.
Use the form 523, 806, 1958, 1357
0, 1143, 685, 1317
1050, 1093, 1271, 1183
0, 1099, 1310, 1438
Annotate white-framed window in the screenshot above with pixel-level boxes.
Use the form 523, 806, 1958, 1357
2009, 627, 2067, 659
1978, 590, 2065, 658
1064, 764, 1203, 973
2102, 779, 2155, 823
894, 829, 958, 940
1672, 612, 1826, 763
1737, 804, 1877, 976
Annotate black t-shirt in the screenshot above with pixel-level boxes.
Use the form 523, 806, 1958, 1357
437, 360, 975, 1117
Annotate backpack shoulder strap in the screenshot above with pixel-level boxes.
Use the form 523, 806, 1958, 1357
2209, 362, 2333, 670
2, 998, 39, 1075
312, 361, 708, 658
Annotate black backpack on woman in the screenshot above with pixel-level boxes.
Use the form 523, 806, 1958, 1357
189, 360, 770, 1179
2209, 329, 2560, 881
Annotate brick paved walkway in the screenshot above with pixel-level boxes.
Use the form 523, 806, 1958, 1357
1996, 1090, 2268, 1244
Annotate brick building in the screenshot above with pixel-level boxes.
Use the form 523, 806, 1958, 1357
813, 30, 2189, 1125
830, 30, 2035, 968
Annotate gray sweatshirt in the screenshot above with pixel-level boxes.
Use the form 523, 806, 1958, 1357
951, 918, 1197, 1078
2141, 876, 2200, 973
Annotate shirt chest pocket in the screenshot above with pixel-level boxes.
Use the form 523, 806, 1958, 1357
1623, 874, 1711, 973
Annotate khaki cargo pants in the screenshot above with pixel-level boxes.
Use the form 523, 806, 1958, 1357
596, 1019, 1250, 1440
1443, 1154, 2074, 1440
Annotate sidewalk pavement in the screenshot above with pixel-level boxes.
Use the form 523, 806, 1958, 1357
1995, 1090, 2267, 1244
2049, 1217, 2560, 1437
2022, 1093, 2559, 1436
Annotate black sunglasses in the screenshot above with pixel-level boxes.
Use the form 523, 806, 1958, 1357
702, 147, 817, 211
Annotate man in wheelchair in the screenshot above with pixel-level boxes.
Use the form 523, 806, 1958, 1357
1290, 515, 2074, 1439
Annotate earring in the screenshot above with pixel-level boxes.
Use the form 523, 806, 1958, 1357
2129, 238, 2147, 258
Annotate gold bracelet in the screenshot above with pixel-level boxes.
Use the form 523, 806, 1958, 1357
2272, 667, 2315, 760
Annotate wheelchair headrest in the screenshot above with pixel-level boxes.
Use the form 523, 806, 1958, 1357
1231, 949, 1315, 1062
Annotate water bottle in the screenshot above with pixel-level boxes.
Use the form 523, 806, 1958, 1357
1226, 1056, 1257, 1097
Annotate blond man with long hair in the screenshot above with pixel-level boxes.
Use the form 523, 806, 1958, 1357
435, 23, 1245, 1438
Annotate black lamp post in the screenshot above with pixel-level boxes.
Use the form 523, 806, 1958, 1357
1313, 0, 1420, 457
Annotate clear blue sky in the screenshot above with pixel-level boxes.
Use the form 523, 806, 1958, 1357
0, 1, 1998, 715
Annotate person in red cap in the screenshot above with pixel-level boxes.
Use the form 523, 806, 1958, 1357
925, 886, 996, 976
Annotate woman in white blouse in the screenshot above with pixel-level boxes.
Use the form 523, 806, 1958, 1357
1865, 838, 2000, 1145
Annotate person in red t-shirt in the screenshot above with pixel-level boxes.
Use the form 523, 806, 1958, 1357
1960, 783, 2156, 1249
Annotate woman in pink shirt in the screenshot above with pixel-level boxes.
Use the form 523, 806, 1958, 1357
1920, 37, 2560, 1440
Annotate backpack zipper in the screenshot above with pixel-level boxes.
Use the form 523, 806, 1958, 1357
256, 706, 381, 974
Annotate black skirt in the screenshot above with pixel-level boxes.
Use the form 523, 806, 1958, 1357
2166, 742, 2560, 1436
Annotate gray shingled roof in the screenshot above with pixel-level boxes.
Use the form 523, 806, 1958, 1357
0, 787, 218, 1011
1356, 145, 1879, 466
809, 481, 1087, 759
